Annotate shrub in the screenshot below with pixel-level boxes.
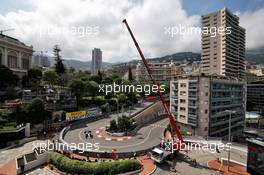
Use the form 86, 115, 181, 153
49, 152, 142, 175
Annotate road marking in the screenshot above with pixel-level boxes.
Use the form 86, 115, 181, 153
100, 125, 156, 149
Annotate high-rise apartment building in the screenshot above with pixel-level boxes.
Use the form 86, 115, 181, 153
91, 48, 102, 75
32, 52, 50, 67
201, 8, 245, 80
170, 75, 246, 138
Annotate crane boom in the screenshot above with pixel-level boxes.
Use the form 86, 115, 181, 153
122, 19, 184, 143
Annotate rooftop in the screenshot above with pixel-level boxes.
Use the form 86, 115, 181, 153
0, 34, 33, 50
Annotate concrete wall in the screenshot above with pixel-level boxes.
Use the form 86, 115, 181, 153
16, 150, 49, 175
133, 101, 164, 127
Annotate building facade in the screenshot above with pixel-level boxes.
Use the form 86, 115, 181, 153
201, 8, 245, 80
0, 34, 33, 78
136, 62, 184, 85
247, 81, 264, 112
91, 48, 102, 75
170, 75, 246, 138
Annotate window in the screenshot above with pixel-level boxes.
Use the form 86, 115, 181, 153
22, 59, 29, 69
8, 55, 18, 68
180, 91, 186, 96
180, 83, 186, 87
180, 99, 186, 103
205, 92, 209, 96
180, 107, 186, 111
180, 115, 186, 119
205, 109, 208, 114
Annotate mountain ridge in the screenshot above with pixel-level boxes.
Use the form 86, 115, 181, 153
48, 49, 264, 70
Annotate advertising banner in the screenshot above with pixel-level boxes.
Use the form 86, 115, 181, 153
66, 108, 102, 121
66, 111, 86, 121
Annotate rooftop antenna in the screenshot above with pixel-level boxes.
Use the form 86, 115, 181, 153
0, 28, 15, 35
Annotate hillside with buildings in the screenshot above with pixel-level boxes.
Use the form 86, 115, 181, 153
48, 57, 112, 70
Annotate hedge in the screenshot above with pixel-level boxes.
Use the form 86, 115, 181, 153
49, 152, 142, 175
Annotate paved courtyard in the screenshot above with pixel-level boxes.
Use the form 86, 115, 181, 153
154, 146, 247, 175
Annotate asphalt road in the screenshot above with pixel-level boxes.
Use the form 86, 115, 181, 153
64, 102, 169, 153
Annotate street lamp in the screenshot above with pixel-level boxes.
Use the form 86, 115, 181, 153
224, 110, 237, 172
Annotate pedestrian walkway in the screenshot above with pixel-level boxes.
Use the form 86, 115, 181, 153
0, 159, 16, 175
138, 155, 156, 175
0, 140, 49, 175
208, 159, 250, 175
26, 166, 56, 175
0, 140, 47, 167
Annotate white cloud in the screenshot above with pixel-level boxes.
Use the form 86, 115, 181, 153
0, 0, 263, 63
239, 8, 264, 50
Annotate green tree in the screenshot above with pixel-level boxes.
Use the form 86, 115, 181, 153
53, 45, 65, 74
43, 70, 59, 87
98, 71, 103, 84
109, 97, 118, 111
22, 75, 29, 88
5, 86, 18, 99
90, 75, 101, 84
27, 98, 47, 124
28, 67, 43, 89
68, 67, 75, 73
95, 96, 105, 106
0, 65, 19, 88
127, 92, 138, 104
117, 93, 127, 105
69, 79, 86, 107
102, 76, 113, 84
58, 73, 69, 87
109, 119, 117, 131
86, 81, 99, 96
116, 115, 135, 132
73, 71, 90, 82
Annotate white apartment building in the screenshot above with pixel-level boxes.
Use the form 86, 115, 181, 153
136, 62, 184, 85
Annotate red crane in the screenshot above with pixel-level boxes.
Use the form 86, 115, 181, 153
122, 19, 185, 147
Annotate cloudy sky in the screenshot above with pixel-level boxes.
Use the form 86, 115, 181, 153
0, 0, 263, 63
